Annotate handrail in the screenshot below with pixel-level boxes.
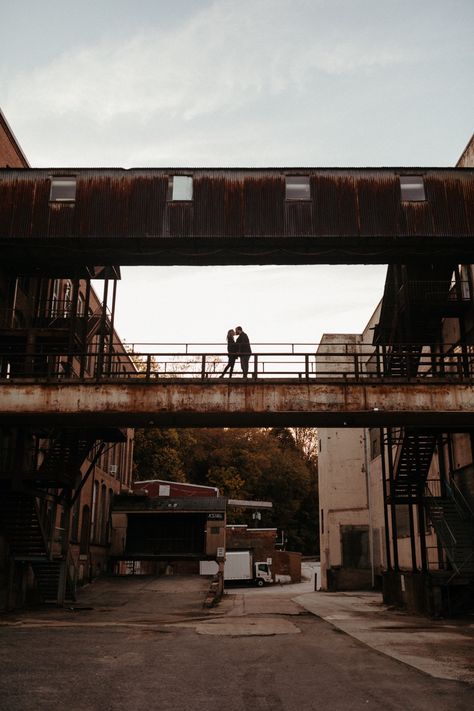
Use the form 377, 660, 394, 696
425, 483, 458, 548
446, 478, 474, 519
1, 344, 473, 383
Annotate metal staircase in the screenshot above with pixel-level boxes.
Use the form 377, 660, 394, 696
388, 429, 437, 503
0, 492, 76, 604
425, 481, 474, 580
31, 429, 96, 489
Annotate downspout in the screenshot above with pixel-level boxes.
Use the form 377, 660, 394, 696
363, 428, 375, 588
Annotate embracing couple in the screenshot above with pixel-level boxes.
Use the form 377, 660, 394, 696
220, 326, 252, 378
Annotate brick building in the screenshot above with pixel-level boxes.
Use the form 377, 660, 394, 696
0, 110, 135, 607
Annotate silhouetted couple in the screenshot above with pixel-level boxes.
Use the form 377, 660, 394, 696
220, 326, 252, 378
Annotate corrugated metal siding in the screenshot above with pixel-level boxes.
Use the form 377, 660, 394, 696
311, 176, 359, 237
244, 177, 285, 237
0, 169, 473, 240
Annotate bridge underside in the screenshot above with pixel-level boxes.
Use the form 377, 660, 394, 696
1, 381, 474, 428
3, 236, 474, 271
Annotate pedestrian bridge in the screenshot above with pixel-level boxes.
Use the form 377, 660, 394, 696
1, 343, 473, 429
1, 168, 473, 271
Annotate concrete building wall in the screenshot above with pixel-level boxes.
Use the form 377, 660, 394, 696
317, 304, 383, 591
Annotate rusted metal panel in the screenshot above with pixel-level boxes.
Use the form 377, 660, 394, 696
357, 176, 402, 237
444, 179, 469, 235
168, 202, 193, 237
244, 176, 285, 236
224, 178, 244, 237
285, 201, 313, 236
0, 179, 36, 237
311, 175, 358, 236
127, 176, 168, 237
1, 168, 473, 243
462, 178, 474, 234
425, 176, 454, 237
193, 176, 226, 236
48, 203, 75, 238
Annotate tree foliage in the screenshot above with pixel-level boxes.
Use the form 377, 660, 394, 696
132, 426, 319, 554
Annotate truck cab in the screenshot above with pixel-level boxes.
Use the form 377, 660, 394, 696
254, 562, 272, 586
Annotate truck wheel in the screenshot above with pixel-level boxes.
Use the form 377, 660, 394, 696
256, 579, 264, 587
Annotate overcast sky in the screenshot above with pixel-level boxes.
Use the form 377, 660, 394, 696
1, 1, 473, 346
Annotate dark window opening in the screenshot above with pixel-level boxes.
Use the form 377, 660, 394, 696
285, 176, 310, 200
341, 525, 370, 568
50, 177, 76, 202
400, 175, 425, 202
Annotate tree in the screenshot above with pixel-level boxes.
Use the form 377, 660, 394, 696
132, 426, 319, 553
133, 429, 190, 482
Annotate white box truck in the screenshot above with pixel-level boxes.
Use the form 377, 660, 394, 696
224, 550, 272, 586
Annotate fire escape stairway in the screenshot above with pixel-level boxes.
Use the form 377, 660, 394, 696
424, 483, 474, 580
0, 493, 50, 561
375, 265, 457, 377
33, 430, 96, 489
390, 430, 437, 503
0, 493, 76, 603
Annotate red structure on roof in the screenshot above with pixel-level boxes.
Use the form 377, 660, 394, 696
131, 479, 219, 499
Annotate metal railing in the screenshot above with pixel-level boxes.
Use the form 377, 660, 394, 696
398, 279, 472, 305
0, 342, 473, 382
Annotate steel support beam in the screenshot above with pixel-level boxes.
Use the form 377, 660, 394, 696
1, 381, 474, 428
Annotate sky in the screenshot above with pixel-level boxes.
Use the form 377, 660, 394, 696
1, 0, 473, 346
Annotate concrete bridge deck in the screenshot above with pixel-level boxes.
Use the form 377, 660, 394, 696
1, 379, 473, 428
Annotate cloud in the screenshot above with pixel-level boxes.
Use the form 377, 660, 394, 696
5, 0, 417, 126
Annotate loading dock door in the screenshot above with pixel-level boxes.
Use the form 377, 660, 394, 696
126, 513, 207, 556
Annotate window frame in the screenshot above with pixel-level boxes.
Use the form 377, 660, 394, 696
49, 176, 77, 203
399, 175, 426, 202
168, 175, 193, 202
285, 175, 311, 201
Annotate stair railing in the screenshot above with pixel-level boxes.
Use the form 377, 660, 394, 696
424, 483, 459, 574
446, 478, 474, 520
34, 497, 54, 561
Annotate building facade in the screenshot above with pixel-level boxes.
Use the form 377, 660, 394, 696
318, 154, 474, 613
0, 111, 135, 608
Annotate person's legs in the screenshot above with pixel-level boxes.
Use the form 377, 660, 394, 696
221, 355, 237, 377
241, 355, 249, 377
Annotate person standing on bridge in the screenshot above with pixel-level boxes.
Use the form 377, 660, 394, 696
235, 326, 252, 378
220, 329, 238, 377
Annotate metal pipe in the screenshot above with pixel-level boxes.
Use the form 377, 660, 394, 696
380, 428, 392, 572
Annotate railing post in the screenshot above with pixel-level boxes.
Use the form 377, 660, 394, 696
253, 354, 258, 379
353, 353, 359, 380
305, 354, 309, 379
201, 354, 206, 379
146, 354, 151, 382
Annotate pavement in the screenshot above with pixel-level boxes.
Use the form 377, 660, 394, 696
292, 564, 474, 686
188, 564, 474, 687
1, 565, 473, 688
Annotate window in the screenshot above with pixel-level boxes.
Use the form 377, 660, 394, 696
285, 176, 310, 200
50, 177, 76, 202
399, 175, 425, 201
168, 175, 193, 201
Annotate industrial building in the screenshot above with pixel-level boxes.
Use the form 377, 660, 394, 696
317, 135, 474, 615
0, 106, 473, 617
0, 110, 135, 607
